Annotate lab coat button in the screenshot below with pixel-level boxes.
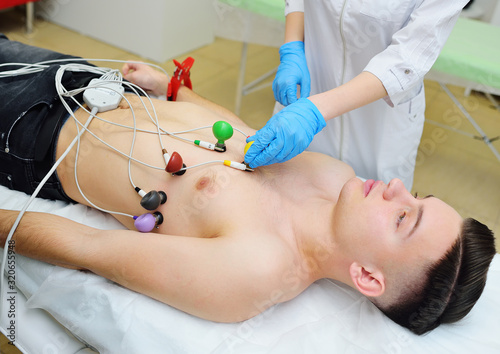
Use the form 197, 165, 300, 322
404, 69, 411, 74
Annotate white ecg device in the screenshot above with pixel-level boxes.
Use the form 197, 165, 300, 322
83, 78, 124, 112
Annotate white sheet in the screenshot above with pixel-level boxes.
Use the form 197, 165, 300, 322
1, 185, 499, 354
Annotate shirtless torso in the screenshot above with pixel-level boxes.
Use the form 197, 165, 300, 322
57, 94, 354, 238
51, 94, 355, 321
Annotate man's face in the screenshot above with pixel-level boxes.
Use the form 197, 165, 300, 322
333, 178, 462, 273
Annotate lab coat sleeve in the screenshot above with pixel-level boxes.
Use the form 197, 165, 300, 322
363, 0, 468, 106
285, 0, 304, 16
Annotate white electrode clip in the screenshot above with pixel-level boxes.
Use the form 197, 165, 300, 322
194, 140, 216, 150
83, 78, 124, 112
223, 160, 254, 172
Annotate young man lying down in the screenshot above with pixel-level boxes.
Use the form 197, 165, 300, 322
0, 35, 495, 335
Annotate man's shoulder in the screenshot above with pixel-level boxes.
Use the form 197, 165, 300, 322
233, 231, 311, 302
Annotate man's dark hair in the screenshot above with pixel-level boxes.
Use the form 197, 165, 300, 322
376, 218, 496, 335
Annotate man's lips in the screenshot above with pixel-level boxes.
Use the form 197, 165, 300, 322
364, 179, 374, 197
364, 179, 381, 197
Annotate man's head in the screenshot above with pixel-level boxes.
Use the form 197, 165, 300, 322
373, 217, 495, 334
333, 178, 496, 334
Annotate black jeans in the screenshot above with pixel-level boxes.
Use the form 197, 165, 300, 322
0, 34, 100, 202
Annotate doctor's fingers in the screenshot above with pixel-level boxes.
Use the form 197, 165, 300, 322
299, 77, 311, 99
273, 78, 298, 106
252, 137, 289, 167
244, 131, 270, 165
272, 75, 282, 103
245, 133, 286, 167
284, 86, 299, 106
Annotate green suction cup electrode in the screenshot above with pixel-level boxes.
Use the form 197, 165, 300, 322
212, 121, 234, 152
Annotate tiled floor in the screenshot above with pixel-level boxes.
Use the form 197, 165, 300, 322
1, 6, 499, 354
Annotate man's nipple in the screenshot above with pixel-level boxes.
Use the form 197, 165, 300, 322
196, 176, 211, 190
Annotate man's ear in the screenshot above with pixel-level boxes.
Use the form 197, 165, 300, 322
349, 262, 385, 297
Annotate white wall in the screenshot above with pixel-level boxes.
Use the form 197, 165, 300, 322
37, 0, 216, 62
490, 0, 500, 25
473, 0, 500, 23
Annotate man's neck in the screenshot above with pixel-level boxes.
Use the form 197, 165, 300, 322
260, 152, 357, 286
290, 199, 350, 285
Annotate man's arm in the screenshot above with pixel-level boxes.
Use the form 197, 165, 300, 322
0, 209, 287, 322
1, 210, 87, 270
81, 226, 286, 322
176, 86, 244, 126
122, 62, 243, 125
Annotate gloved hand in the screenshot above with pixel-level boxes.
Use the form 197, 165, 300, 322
272, 41, 311, 106
245, 98, 326, 168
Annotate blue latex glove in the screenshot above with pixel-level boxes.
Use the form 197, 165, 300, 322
245, 98, 326, 168
272, 41, 311, 106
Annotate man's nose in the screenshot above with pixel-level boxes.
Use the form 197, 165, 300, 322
383, 178, 407, 201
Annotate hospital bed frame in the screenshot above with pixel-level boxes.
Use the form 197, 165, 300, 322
426, 17, 500, 162
214, 0, 285, 115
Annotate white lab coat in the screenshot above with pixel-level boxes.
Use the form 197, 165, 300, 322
284, 0, 467, 190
